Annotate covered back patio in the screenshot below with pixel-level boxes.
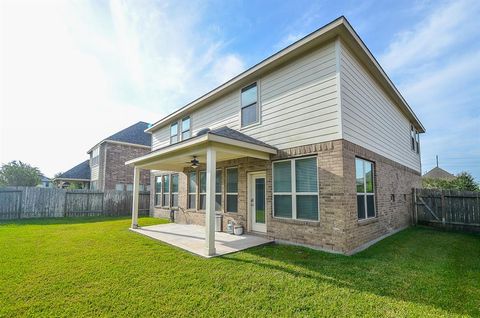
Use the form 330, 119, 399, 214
131, 223, 273, 257
126, 127, 277, 257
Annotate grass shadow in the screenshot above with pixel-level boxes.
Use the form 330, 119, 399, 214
224, 227, 480, 317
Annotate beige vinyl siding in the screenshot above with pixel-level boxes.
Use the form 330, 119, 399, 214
339, 41, 421, 172
91, 165, 99, 181
151, 126, 171, 150
151, 41, 341, 151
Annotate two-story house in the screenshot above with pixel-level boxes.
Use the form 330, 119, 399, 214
87, 121, 151, 191
56, 122, 152, 191
127, 17, 425, 256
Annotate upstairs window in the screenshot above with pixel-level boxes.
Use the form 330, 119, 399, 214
415, 130, 420, 154
181, 116, 191, 140
241, 83, 259, 127
170, 122, 178, 144
410, 124, 420, 154
410, 125, 415, 151
356, 158, 375, 220
91, 147, 100, 166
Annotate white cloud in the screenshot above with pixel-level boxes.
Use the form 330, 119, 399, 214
380, 0, 480, 74
379, 0, 480, 177
210, 54, 245, 84
0, 0, 245, 177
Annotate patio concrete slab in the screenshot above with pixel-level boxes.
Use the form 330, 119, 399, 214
130, 223, 273, 258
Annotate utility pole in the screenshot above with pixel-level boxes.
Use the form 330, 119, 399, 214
436, 155, 439, 167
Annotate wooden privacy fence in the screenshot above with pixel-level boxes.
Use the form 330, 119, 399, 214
0, 187, 150, 220
414, 188, 480, 232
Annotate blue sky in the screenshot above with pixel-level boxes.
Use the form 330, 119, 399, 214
1, 0, 479, 179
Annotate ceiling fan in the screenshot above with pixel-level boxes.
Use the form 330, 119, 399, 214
186, 156, 199, 169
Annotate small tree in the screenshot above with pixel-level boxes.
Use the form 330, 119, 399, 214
422, 171, 479, 192
0, 161, 42, 187
452, 172, 479, 191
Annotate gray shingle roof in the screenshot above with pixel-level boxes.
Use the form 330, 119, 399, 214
423, 167, 455, 180
57, 160, 91, 180
40, 175, 51, 182
105, 121, 151, 146
209, 126, 276, 149
146, 126, 276, 156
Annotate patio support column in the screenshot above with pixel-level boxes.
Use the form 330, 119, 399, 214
131, 166, 140, 229
205, 146, 216, 256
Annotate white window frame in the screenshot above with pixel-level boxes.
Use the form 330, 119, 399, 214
240, 82, 261, 128
415, 130, 420, 154
226, 167, 239, 213
154, 176, 162, 206
162, 175, 170, 207
199, 170, 206, 211
91, 147, 100, 166
181, 116, 191, 141
215, 168, 223, 212
170, 173, 179, 208
170, 122, 179, 145
272, 156, 319, 221
410, 124, 416, 152
187, 171, 197, 209
356, 157, 376, 221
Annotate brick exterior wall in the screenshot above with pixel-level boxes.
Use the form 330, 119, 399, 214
149, 139, 420, 254
101, 142, 150, 191
341, 140, 421, 252
150, 157, 269, 232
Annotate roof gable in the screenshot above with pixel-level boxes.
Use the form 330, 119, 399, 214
56, 160, 91, 180
88, 121, 152, 153
423, 167, 455, 180
106, 121, 151, 146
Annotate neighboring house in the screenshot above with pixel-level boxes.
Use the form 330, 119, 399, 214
423, 167, 455, 180
127, 17, 425, 255
37, 175, 53, 188
54, 160, 91, 189
87, 121, 151, 191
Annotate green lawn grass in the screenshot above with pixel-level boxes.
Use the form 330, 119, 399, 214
0, 217, 479, 317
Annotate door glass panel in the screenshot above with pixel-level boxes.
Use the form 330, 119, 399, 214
255, 178, 265, 224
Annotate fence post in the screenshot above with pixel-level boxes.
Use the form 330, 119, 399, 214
19, 189, 23, 219
63, 191, 68, 217
441, 190, 446, 228
413, 188, 418, 226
